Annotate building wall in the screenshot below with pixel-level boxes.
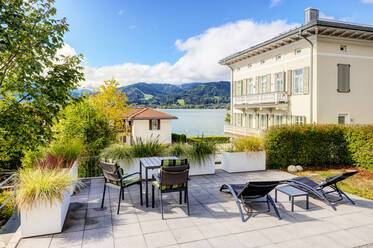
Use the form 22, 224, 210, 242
132, 120, 173, 144
316, 37, 373, 124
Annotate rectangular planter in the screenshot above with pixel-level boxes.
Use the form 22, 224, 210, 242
221, 151, 266, 173
20, 191, 70, 238
189, 154, 216, 176
68, 160, 78, 195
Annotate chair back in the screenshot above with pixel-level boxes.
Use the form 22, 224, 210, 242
160, 159, 189, 188
320, 170, 357, 188
99, 161, 121, 182
238, 181, 279, 198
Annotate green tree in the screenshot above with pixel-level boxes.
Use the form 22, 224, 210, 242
0, 0, 84, 168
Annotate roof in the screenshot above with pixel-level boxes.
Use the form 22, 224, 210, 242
220, 19, 373, 65
124, 107, 178, 120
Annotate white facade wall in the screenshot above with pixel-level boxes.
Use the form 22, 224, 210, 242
131, 119, 172, 144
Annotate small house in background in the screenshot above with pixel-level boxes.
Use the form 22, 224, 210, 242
122, 107, 177, 145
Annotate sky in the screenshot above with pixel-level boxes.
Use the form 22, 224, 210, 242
55, 0, 373, 88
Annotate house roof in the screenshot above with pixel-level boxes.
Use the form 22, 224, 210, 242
219, 19, 373, 65
124, 107, 178, 120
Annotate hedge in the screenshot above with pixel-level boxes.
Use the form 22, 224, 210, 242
265, 124, 373, 169
187, 136, 230, 144
171, 133, 187, 143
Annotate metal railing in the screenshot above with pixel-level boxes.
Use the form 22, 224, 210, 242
224, 124, 262, 136
0, 173, 17, 212
233, 91, 288, 106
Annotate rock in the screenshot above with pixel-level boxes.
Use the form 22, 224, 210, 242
296, 165, 303, 172
287, 165, 298, 173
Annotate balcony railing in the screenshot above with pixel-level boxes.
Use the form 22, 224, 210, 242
233, 91, 288, 106
224, 124, 261, 136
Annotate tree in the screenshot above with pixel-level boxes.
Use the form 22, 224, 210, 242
90, 79, 128, 134
0, 0, 84, 168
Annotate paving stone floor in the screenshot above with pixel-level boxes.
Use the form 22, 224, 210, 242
17, 170, 373, 248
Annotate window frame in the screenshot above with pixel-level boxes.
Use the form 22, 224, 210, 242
149, 119, 160, 130
247, 78, 254, 95
292, 69, 304, 95
337, 64, 351, 93
274, 72, 285, 92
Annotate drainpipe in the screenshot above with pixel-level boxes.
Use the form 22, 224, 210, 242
227, 65, 234, 125
299, 30, 314, 124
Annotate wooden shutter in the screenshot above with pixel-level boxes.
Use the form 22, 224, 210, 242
337, 64, 351, 92
303, 66, 310, 95
157, 119, 161, 130
149, 120, 152, 130
286, 70, 292, 95
267, 74, 271, 93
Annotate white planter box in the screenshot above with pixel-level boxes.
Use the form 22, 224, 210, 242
189, 154, 216, 176
20, 191, 70, 238
222, 151, 266, 173
68, 160, 78, 195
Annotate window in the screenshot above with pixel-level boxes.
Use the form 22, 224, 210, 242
294, 48, 302, 55
274, 115, 283, 126
258, 75, 269, 93
247, 78, 255, 94
276, 54, 282, 60
340, 45, 347, 52
235, 80, 243, 96
149, 119, 160, 130
260, 114, 268, 129
248, 114, 254, 128
234, 113, 243, 126
292, 69, 304, 94
337, 64, 350, 93
338, 114, 349, 124
274, 72, 285, 92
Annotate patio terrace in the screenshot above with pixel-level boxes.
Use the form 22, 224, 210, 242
17, 170, 373, 248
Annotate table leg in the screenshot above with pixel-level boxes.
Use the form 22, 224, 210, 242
139, 161, 143, 206
306, 195, 309, 210
145, 168, 149, 207
291, 196, 294, 212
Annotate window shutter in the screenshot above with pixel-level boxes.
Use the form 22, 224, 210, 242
149, 120, 152, 130
255, 77, 259, 94
337, 64, 350, 92
286, 70, 292, 95
157, 119, 161, 130
267, 74, 272, 92
282, 71, 286, 91
303, 66, 310, 95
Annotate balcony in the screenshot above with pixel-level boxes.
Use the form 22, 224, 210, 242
233, 91, 288, 107
224, 124, 262, 136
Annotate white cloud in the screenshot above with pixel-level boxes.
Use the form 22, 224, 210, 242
319, 12, 335, 20
56, 43, 77, 57
361, 0, 373, 3
270, 0, 282, 7
81, 19, 298, 88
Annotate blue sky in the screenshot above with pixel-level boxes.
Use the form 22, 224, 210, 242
55, 0, 373, 87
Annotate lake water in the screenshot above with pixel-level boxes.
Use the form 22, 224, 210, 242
159, 109, 227, 137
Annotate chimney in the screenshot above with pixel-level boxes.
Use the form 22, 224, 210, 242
304, 8, 319, 24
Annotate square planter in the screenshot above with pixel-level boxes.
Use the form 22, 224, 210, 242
222, 151, 266, 173
189, 154, 216, 176
20, 191, 70, 238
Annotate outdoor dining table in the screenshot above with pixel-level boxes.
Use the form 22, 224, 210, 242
139, 156, 178, 207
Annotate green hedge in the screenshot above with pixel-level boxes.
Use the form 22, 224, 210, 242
187, 136, 230, 144
172, 133, 187, 143
265, 125, 372, 169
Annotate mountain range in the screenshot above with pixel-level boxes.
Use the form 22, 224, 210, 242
73, 81, 230, 108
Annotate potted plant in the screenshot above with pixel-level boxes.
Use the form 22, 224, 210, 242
186, 140, 216, 176
16, 168, 73, 238
100, 137, 165, 179
222, 136, 266, 173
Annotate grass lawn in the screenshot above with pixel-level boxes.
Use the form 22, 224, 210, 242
295, 167, 373, 200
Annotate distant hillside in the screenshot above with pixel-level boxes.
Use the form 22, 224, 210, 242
120, 81, 230, 108
72, 81, 230, 109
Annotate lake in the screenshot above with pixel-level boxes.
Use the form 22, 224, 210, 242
159, 109, 227, 137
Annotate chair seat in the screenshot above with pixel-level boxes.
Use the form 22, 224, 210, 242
152, 180, 185, 191
122, 175, 141, 186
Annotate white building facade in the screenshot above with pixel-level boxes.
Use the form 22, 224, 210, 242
221, 8, 373, 136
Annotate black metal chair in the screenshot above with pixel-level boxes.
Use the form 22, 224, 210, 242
151, 159, 190, 219
99, 161, 143, 214
220, 181, 281, 222
288, 170, 358, 210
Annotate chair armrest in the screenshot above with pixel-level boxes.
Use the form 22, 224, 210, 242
121, 172, 140, 179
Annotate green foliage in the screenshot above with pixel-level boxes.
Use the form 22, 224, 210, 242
130, 138, 165, 158
265, 125, 373, 169
0, 0, 84, 168
172, 133, 187, 143
48, 139, 83, 163
100, 143, 132, 162
21, 147, 47, 168
187, 139, 216, 163
231, 136, 263, 152
167, 143, 189, 157
187, 136, 230, 144
344, 125, 373, 169
0, 191, 14, 227
16, 168, 72, 210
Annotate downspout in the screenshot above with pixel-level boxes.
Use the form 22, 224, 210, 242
299, 30, 314, 124
227, 65, 234, 125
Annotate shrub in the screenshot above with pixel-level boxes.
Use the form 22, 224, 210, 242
21, 147, 47, 168
172, 133, 187, 143
0, 190, 14, 227
167, 143, 189, 157
130, 137, 166, 158
187, 139, 216, 163
187, 136, 230, 144
100, 143, 132, 162
265, 124, 373, 169
16, 168, 72, 210
231, 136, 263, 152
48, 139, 83, 165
